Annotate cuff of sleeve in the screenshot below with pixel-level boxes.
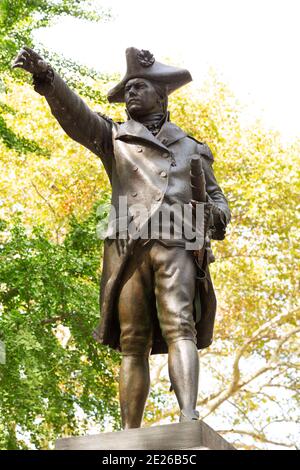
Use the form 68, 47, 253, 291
210, 205, 228, 240
212, 206, 226, 228
33, 67, 55, 96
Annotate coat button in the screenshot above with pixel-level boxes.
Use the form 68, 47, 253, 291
162, 152, 169, 158
137, 147, 143, 153
160, 171, 167, 178
133, 166, 139, 172
131, 191, 137, 197
162, 138, 168, 145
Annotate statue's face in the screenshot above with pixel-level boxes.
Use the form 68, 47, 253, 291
125, 78, 162, 118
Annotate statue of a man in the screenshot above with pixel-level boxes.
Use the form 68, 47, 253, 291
13, 47, 231, 428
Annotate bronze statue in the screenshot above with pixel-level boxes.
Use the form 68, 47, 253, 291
13, 47, 231, 429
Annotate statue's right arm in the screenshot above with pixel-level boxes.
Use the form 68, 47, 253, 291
12, 47, 113, 166
35, 70, 114, 161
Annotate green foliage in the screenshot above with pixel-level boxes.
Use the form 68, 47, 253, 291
0, 0, 122, 451
0, 0, 299, 450
37, 48, 118, 103
0, 0, 109, 76
0, 101, 49, 154
0, 0, 111, 156
1, 68, 299, 450
149, 78, 300, 449
0, 79, 112, 239
0, 210, 121, 449
170, 77, 299, 347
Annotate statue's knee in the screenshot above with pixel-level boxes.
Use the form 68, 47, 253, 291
120, 330, 152, 356
160, 322, 197, 347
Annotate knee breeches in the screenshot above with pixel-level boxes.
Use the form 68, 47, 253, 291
118, 241, 197, 355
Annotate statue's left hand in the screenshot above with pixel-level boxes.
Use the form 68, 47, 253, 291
12, 46, 49, 76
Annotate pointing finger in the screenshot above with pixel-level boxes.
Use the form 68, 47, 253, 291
12, 62, 23, 69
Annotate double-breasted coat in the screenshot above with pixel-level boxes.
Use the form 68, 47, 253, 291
35, 71, 231, 355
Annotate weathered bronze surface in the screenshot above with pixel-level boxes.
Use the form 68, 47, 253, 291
13, 47, 231, 429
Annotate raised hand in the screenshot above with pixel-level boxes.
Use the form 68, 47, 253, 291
12, 46, 49, 75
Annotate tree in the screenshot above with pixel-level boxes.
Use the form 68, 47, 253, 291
0, 0, 113, 159
0, 0, 124, 450
0, 0, 109, 77
143, 78, 300, 450
0, 212, 121, 450
0, 1, 298, 450
0, 79, 113, 241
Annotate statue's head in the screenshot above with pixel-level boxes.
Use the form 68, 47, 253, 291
107, 48, 192, 119
124, 77, 167, 119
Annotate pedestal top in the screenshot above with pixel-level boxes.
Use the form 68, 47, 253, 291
56, 420, 235, 450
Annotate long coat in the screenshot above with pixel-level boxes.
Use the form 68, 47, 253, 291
38, 72, 231, 354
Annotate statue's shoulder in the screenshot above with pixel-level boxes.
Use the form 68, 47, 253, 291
95, 113, 125, 135
95, 111, 115, 125
186, 135, 214, 162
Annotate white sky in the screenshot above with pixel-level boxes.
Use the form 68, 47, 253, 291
35, 0, 300, 142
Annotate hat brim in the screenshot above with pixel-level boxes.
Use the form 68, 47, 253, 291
107, 60, 192, 103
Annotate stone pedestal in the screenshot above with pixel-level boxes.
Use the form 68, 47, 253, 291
55, 421, 235, 450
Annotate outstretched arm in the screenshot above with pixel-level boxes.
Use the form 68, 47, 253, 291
12, 47, 113, 169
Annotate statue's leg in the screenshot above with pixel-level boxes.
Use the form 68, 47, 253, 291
117, 243, 154, 429
168, 339, 199, 420
119, 354, 150, 429
151, 243, 199, 420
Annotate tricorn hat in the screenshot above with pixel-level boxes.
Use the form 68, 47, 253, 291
107, 47, 192, 103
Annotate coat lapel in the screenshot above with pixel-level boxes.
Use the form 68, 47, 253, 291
156, 121, 187, 146
115, 119, 187, 151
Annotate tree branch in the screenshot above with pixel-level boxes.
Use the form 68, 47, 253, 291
201, 313, 299, 418
40, 315, 67, 325
30, 180, 58, 220
217, 429, 295, 448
